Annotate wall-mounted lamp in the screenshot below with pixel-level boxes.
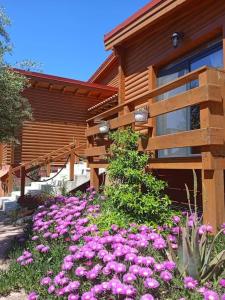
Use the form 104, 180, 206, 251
171, 32, 184, 48
134, 107, 149, 123
99, 121, 110, 134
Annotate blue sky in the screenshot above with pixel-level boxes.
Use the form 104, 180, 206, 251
1, 0, 150, 81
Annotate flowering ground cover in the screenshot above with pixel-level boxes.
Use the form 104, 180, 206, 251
0, 188, 224, 300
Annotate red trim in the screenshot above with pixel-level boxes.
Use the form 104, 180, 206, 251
104, 0, 163, 42
88, 53, 118, 83
13, 68, 117, 93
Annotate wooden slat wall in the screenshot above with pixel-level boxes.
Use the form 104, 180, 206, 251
93, 63, 119, 87
21, 122, 86, 162
11, 87, 101, 164
124, 0, 225, 101
1, 144, 11, 165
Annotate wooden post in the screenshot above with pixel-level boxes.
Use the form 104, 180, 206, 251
20, 166, 26, 197
69, 151, 75, 181
199, 69, 225, 232
202, 168, 225, 231
90, 167, 99, 191
115, 46, 126, 117
0, 144, 3, 167
46, 163, 51, 177
7, 166, 13, 196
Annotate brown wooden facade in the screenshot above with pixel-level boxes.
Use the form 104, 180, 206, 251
0, 70, 117, 167
86, 0, 225, 232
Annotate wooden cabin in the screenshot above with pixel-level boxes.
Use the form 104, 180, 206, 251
85, 0, 225, 231
0, 69, 117, 166
0, 70, 117, 195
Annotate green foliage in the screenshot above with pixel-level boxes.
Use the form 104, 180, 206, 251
167, 171, 225, 283
89, 194, 132, 233
105, 127, 172, 225
0, 7, 32, 143
14, 59, 44, 72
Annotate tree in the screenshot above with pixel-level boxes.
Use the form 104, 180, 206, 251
0, 7, 32, 144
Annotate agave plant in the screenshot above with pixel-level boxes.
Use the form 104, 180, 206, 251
166, 170, 225, 283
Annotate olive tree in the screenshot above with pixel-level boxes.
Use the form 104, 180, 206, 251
0, 7, 32, 144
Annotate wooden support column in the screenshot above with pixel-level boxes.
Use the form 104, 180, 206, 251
114, 46, 127, 117
69, 151, 75, 181
147, 66, 157, 155
90, 167, 99, 191
46, 163, 51, 177
7, 166, 13, 196
199, 69, 225, 232
202, 168, 225, 230
20, 166, 26, 197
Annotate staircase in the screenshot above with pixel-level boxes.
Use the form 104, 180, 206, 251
0, 142, 93, 213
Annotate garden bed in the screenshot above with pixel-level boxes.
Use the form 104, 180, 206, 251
0, 188, 224, 300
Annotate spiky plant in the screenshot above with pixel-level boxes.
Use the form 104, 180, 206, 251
166, 170, 225, 283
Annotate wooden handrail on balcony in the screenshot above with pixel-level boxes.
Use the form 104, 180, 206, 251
85, 66, 225, 158
87, 65, 212, 123
1, 141, 86, 197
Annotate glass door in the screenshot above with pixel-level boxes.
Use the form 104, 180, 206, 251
157, 39, 223, 158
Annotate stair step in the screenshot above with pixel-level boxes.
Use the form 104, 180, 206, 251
0, 196, 16, 210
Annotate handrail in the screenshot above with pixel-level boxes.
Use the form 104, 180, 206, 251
11, 142, 77, 173
86, 65, 211, 123
0, 141, 87, 196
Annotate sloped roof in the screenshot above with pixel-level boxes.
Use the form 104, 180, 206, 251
104, 0, 163, 43
88, 53, 118, 83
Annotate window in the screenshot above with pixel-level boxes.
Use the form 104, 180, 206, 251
156, 38, 223, 158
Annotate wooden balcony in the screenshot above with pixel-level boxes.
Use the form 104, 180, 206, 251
85, 66, 225, 232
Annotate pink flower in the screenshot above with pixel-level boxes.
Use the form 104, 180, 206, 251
47, 285, 55, 294
203, 290, 219, 300
123, 273, 137, 283
160, 270, 173, 282
140, 294, 154, 300
28, 291, 39, 300
40, 277, 51, 286
219, 278, 225, 288
144, 278, 160, 289
184, 277, 198, 289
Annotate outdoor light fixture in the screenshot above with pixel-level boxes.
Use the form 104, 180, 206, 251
99, 121, 110, 134
134, 107, 149, 123
171, 32, 184, 48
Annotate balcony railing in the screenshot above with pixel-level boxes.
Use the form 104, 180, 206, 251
85, 66, 225, 170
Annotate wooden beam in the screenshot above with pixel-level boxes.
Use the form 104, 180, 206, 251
89, 163, 109, 168
20, 166, 26, 197
7, 166, 13, 196
90, 167, 100, 191
69, 152, 75, 181
46, 163, 51, 177
199, 69, 225, 232
149, 84, 222, 117
145, 128, 224, 151
202, 169, 225, 232
148, 157, 202, 169
85, 146, 107, 157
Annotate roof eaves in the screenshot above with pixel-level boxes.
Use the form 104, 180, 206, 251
88, 53, 118, 83
13, 68, 118, 93
104, 0, 163, 43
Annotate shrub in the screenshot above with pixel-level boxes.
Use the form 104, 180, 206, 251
105, 127, 172, 226
18, 192, 54, 210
